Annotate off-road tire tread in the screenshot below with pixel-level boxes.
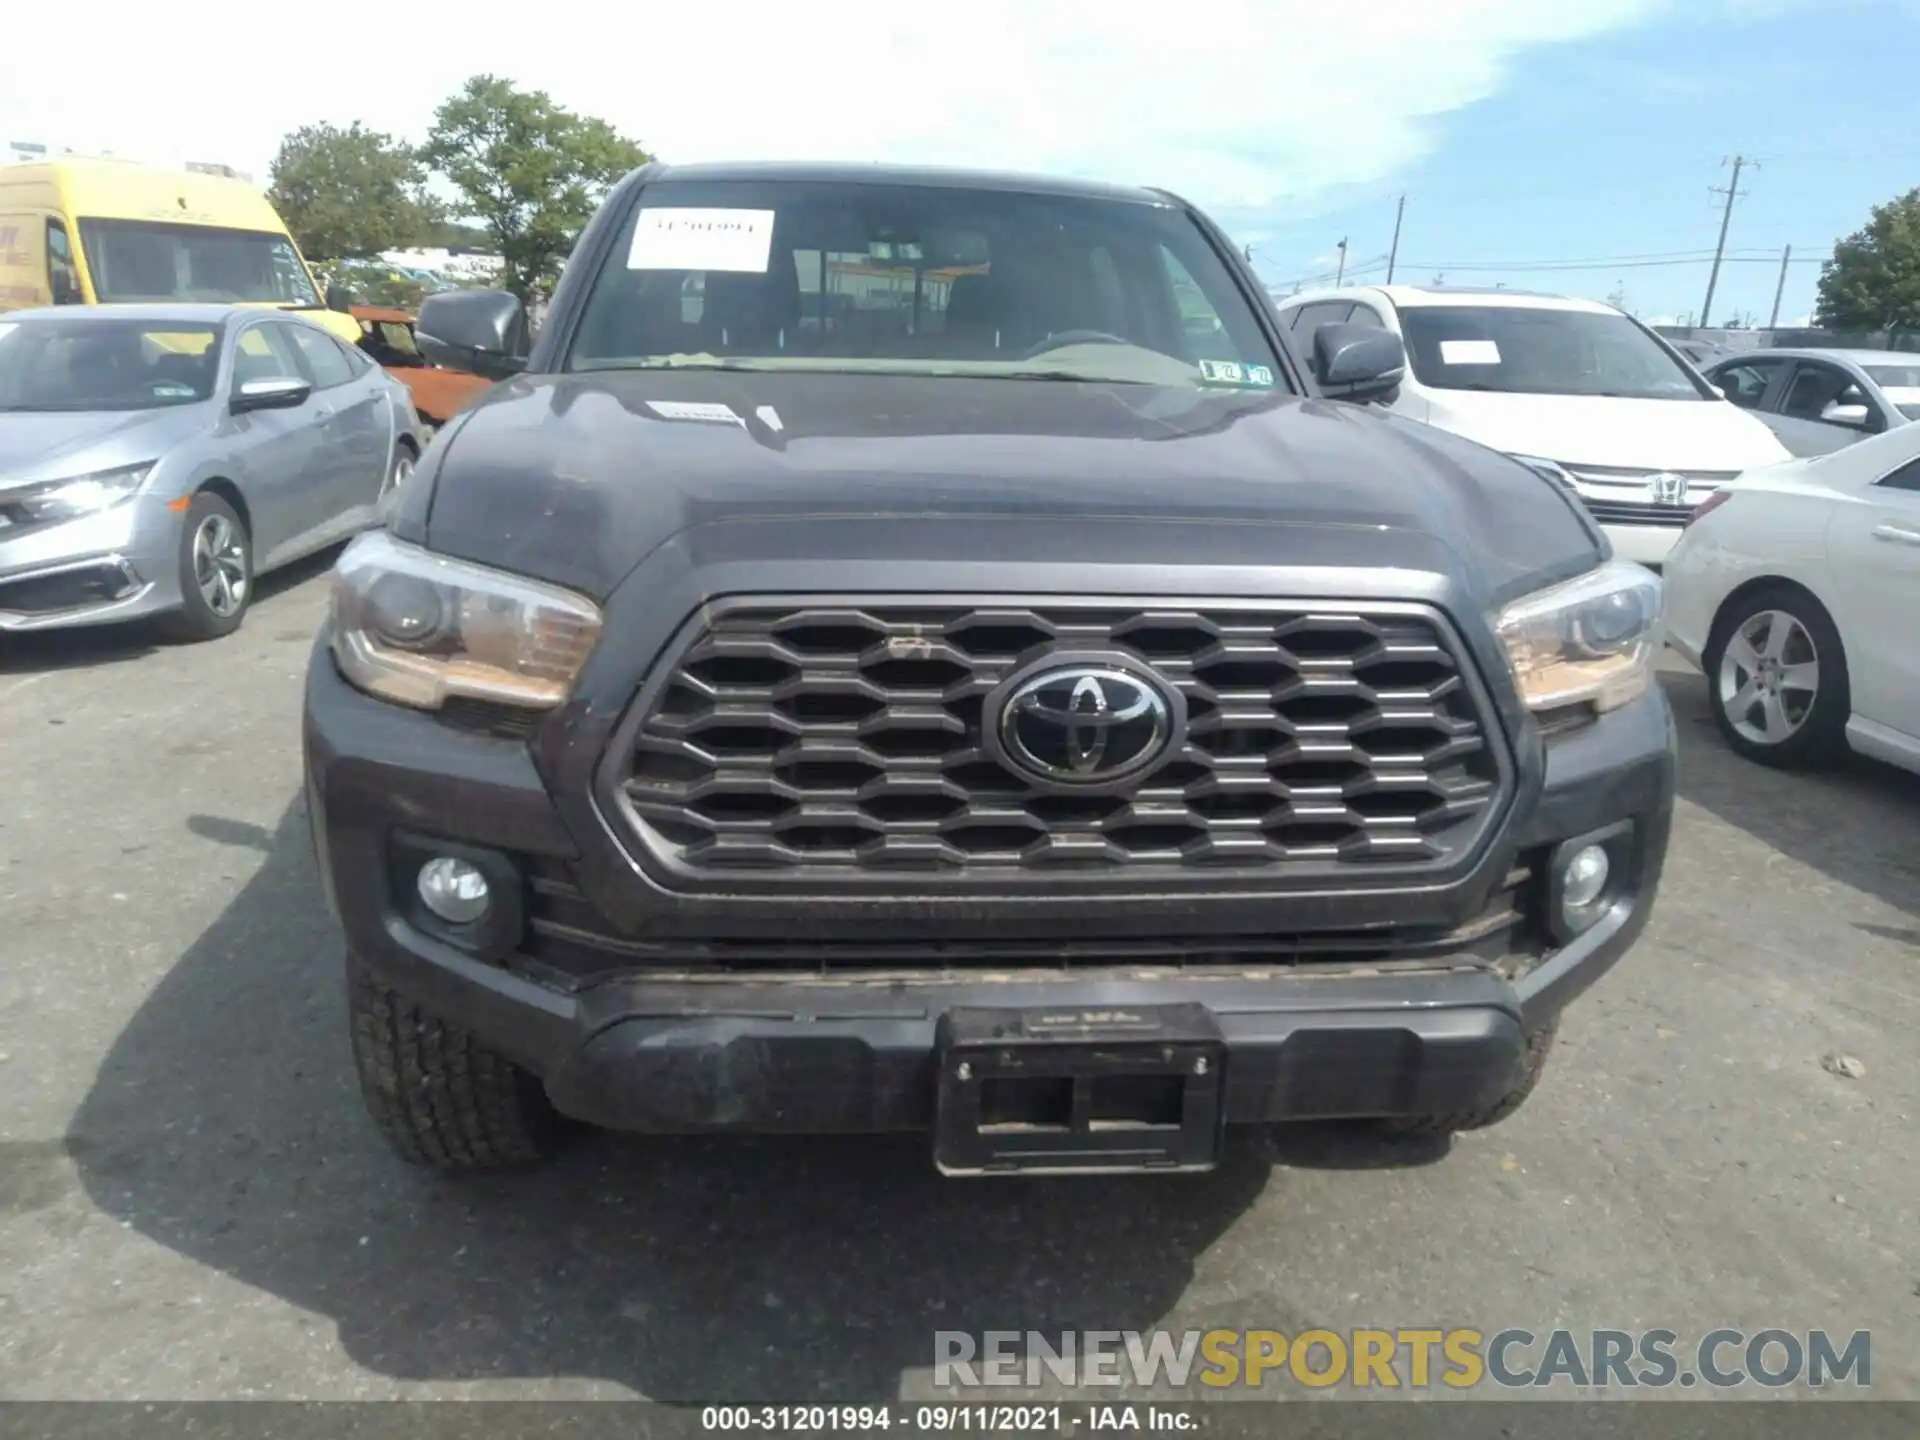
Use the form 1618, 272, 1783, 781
347, 957, 556, 1170
1382, 1018, 1558, 1136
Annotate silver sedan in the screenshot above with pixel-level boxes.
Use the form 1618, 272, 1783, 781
0, 304, 423, 640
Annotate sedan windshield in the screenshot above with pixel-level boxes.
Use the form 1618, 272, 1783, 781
0, 318, 221, 412
1398, 305, 1708, 400
77, 219, 320, 306
566, 179, 1285, 391
1864, 363, 1920, 421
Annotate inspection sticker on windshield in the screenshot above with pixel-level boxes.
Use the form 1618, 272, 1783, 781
627, 208, 775, 273
1439, 339, 1502, 365
1198, 359, 1245, 384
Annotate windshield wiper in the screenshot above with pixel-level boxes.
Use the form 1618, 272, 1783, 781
995, 369, 1149, 385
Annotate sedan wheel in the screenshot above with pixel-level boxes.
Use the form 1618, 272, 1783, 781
1704, 586, 1850, 769
160, 491, 254, 643
382, 446, 416, 501
1716, 609, 1819, 745
193, 512, 250, 618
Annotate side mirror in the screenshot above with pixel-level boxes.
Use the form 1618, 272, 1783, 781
231, 375, 312, 413
1821, 401, 1872, 430
417, 289, 529, 380
1311, 323, 1406, 403
325, 284, 355, 313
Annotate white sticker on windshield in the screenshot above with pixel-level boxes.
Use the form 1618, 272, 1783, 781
1198, 358, 1245, 384
627, 208, 775, 273
1439, 339, 1501, 365
644, 400, 744, 426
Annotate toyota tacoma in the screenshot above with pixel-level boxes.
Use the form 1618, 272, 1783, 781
303, 162, 1674, 1175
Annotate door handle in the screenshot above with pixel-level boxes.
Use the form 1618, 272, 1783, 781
1872, 522, 1920, 546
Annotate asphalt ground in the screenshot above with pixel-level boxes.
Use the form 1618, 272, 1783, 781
1, 557, 1915, 1406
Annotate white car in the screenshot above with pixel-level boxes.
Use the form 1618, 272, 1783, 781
1276, 286, 1792, 565
1664, 420, 1920, 773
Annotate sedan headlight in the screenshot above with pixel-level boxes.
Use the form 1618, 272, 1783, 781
3, 462, 153, 522
330, 530, 603, 710
1494, 559, 1663, 714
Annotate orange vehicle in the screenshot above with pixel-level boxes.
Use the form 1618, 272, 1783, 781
349, 305, 492, 431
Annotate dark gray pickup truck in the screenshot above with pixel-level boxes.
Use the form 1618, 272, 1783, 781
303, 161, 1673, 1176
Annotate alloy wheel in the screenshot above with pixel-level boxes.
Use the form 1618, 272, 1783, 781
193, 513, 249, 618
1716, 608, 1819, 745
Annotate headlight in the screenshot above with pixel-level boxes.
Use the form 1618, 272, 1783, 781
1494, 559, 1663, 714
329, 530, 603, 710
4, 462, 153, 522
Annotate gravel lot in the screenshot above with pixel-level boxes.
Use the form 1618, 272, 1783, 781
1, 558, 1915, 1403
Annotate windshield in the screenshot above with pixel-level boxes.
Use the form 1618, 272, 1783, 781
566, 180, 1285, 391
0, 317, 221, 412
76, 219, 321, 306
1398, 305, 1708, 400
1864, 363, 1920, 421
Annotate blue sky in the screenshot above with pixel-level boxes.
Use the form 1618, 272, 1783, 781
6, 0, 1916, 331
1227, 0, 1920, 324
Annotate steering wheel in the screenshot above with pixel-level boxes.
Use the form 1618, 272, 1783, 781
1018, 330, 1130, 360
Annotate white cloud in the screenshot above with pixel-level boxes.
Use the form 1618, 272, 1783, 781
2, 0, 1664, 213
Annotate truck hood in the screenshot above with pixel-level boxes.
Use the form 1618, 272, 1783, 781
1421, 390, 1792, 472
415, 370, 1599, 603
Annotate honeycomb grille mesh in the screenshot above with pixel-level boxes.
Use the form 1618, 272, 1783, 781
615, 603, 1502, 876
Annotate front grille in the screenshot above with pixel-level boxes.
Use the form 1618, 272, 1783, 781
1577, 498, 1693, 528
608, 599, 1505, 883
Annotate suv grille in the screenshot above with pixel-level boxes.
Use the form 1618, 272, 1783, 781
610, 601, 1504, 879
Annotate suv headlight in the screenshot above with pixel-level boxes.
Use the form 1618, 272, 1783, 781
329, 530, 603, 711
1494, 559, 1663, 714
4, 461, 153, 522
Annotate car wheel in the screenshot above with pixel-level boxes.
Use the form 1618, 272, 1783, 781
159, 491, 252, 643
1703, 584, 1851, 769
1379, 1018, 1558, 1137
346, 953, 560, 1171
381, 441, 418, 501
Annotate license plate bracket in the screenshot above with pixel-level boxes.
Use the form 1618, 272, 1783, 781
933, 1003, 1225, 1175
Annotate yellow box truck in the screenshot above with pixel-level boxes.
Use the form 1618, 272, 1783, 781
0, 157, 362, 344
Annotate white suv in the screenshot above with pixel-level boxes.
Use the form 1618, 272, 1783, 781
1276, 286, 1792, 565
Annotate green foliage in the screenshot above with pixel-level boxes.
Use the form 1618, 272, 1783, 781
267, 122, 439, 262
420, 75, 651, 303
1816, 188, 1920, 334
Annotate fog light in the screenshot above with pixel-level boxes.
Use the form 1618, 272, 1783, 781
417, 856, 491, 924
1561, 843, 1611, 912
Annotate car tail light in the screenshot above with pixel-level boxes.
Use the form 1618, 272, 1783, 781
1685, 490, 1734, 526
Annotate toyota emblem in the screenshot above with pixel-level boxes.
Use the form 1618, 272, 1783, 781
996, 665, 1177, 784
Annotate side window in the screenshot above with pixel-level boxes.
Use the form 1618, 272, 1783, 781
231, 323, 308, 389
1713, 359, 1783, 410
1287, 301, 1353, 335
46, 219, 80, 304
287, 324, 356, 389
1879, 456, 1920, 492
1343, 303, 1386, 329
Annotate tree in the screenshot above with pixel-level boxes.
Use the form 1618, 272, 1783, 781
268, 123, 438, 261
421, 76, 651, 303
1816, 188, 1920, 334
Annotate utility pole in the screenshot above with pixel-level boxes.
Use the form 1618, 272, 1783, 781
1385, 195, 1406, 283
1334, 237, 1349, 286
1701, 155, 1752, 327
1768, 244, 1792, 329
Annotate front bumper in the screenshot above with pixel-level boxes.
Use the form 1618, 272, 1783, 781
0, 496, 185, 632
305, 638, 1675, 1134
1600, 521, 1681, 568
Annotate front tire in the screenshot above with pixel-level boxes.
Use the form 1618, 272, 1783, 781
159, 491, 252, 643
1703, 584, 1851, 769
346, 955, 559, 1171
